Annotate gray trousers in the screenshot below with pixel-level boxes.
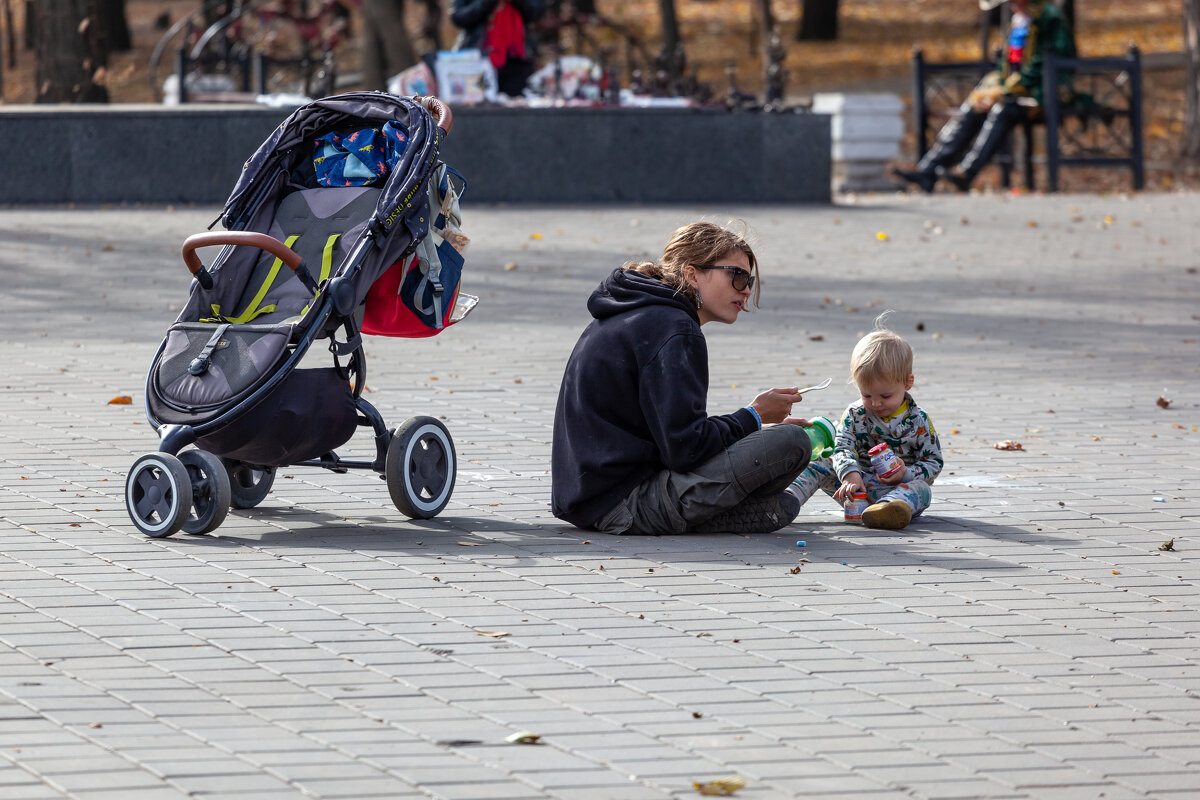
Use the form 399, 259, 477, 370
594, 424, 811, 535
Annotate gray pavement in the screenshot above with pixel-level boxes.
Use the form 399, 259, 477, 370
1, 191, 1198, 800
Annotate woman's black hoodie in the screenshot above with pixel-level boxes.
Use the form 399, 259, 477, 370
551, 268, 758, 528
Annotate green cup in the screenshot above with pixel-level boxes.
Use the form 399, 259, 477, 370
805, 416, 837, 459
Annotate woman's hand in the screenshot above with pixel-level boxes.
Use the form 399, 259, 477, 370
832, 472, 866, 504
750, 387, 801, 425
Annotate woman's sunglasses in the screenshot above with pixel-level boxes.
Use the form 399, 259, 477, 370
698, 264, 755, 292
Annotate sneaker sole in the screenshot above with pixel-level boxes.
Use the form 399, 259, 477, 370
862, 500, 912, 530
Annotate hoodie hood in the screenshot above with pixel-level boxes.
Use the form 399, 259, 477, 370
587, 268, 699, 323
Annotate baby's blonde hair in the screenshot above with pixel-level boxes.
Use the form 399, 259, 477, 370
850, 312, 913, 386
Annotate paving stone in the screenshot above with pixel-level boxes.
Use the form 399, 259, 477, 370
4, 197, 1200, 799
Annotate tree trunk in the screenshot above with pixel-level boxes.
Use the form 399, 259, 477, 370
1186, 0, 1200, 158
96, 0, 130, 52
417, 0, 442, 51
658, 0, 682, 82
34, 0, 108, 102
796, 0, 839, 42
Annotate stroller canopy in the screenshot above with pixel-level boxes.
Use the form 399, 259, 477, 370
221, 92, 444, 300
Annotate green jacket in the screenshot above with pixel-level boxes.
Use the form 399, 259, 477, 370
1001, 1, 1076, 105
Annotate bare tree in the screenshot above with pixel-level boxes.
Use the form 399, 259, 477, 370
35, 0, 109, 102
796, 0, 839, 42
657, 0, 682, 83
96, 0, 131, 52
360, 0, 416, 91
1187, 0, 1200, 158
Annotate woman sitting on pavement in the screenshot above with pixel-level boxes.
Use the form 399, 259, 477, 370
551, 222, 812, 535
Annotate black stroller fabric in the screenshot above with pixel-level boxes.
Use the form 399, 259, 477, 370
194, 368, 359, 467
149, 323, 292, 424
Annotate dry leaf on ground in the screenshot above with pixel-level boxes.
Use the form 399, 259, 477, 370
694, 776, 746, 795
993, 440, 1024, 451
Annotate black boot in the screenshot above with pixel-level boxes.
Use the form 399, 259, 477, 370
894, 107, 985, 193
891, 167, 937, 194
691, 492, 801, 534
954, 100, 1025, 190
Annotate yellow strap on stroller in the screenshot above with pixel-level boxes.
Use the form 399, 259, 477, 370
298, 234, 341, 317
207, 235, 301, 323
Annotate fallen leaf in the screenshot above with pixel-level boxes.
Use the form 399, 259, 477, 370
694, 776, 746, 795
1159, 539, 1175, 551
530, 232, 543, 240
504, 730, 541, 744
790, 566, 802, 574
504, 262, 518, 271
875, 231, 889, 241
1157, 396, 1171, 409
457, 541, 484, 546
1112, 570, 1121, 575
108, 395, 132, 405
476, 630, 510, 638
993, 440, 1024, 451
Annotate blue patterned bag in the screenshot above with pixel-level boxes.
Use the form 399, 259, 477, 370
313, 121, 409, 187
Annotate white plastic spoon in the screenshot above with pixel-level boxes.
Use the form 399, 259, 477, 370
796, 377, 832, 395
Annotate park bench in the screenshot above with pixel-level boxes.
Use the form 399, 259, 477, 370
910, 44, 1145, 192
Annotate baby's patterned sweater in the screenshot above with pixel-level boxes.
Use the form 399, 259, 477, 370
831, 393, 944, 484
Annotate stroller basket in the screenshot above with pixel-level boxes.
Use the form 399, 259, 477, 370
124, 93, 467, 539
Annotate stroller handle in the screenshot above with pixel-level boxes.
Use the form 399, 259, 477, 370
182, 232, 303, 276
415, 95, 453, 135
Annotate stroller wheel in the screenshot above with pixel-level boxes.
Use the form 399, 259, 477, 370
126, 453, 193, 538
222, 459, 275, 509
179, 450, 231, 535
386, 416, 456, 520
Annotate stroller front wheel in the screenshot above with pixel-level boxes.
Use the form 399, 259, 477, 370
386, 416, 456, 520
180, 450, 231, 535
126, 453, 193, 538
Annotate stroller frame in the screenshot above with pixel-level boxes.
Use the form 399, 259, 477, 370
125, 93, 459, 538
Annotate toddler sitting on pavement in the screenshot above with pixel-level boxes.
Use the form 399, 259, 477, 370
788, 315, 943, 529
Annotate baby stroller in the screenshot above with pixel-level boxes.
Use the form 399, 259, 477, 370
124, 93, 472, 538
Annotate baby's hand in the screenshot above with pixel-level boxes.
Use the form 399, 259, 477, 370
832, 473, 866, 503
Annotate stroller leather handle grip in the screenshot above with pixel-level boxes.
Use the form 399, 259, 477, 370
415, 95, 453, 134
182, 232, 303, 275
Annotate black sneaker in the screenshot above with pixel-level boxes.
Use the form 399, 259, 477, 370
692, 492, 801, 534
891, 167, 937, 194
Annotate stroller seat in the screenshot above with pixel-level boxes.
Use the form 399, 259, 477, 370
215, 186, 382, 328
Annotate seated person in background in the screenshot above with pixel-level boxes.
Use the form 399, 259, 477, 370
450, 0, 547, 97
893, 0, 1075, 192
